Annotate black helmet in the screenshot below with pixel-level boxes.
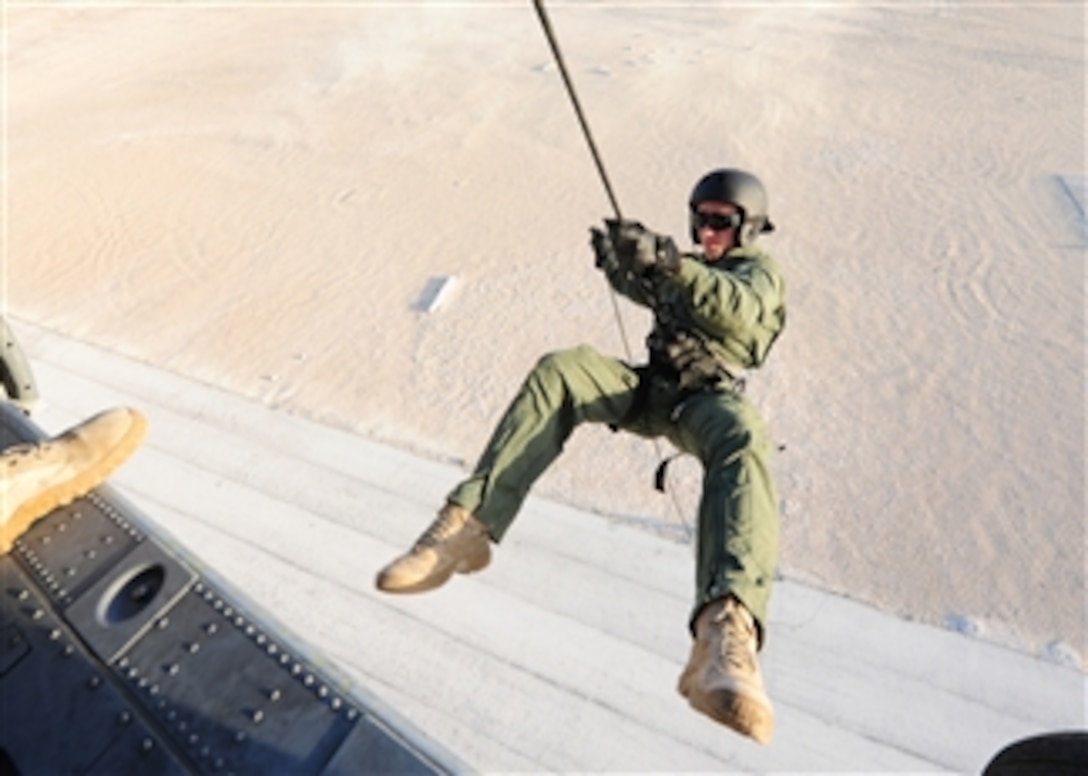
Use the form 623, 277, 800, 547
688, 168, 775, 246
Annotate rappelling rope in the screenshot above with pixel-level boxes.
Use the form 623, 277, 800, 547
530, 0, 693, 541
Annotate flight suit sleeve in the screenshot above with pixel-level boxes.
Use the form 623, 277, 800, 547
667, 250, 786, 364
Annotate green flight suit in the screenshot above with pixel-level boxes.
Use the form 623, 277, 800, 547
448, 244, 786, 642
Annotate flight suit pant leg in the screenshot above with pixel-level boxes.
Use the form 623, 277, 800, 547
448, 345, 639, 541
669, 388, 781, 646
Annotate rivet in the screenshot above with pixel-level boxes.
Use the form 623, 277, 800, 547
251, 709, 264, 725
194, 582, 205, 594
214, 757, 225, 769
57, 523, 67, 533
188, 733, 199, 746
157, 617, 170, 629
291, 664, 302, 676
178, 721, 188, 733
317, 685, 329, 699
303, 674, 315, 687
346, 708, 359, 721
85, 549, 97, 560
330, 697, 342, 711
62, 645, 75, 657
118, 657, 130, 669
137, 677, 149, 689
16, 589, 28, 601
141, 738, 154, 753
266, 644, 277, 656
205, 623, 219, 636
103, 535, 115, 545
256, 634, 266, 646
49, 629, 61, 641
244, 625, 255, 637
128, 667, 139, 679
166, 663, 180, 676
267, 688, 281, 703
31, 609, 44, 620
167, 711, 177, 722
88, 676, 101, 689
187, 642, 200, 654
65, 567, 77, 577
234, 731, 247, 744
149, 684, 159, 696
223, 606, 233, 618
203, 590, 214, 602
42, 536, 51, 545
200, 745, 211, 758
119, 711, 132, 725
234, 616, 244, 627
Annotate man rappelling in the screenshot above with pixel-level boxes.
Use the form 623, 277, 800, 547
376, 168, 786, 745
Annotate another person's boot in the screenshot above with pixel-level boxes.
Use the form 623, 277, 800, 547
375, 503, 490, 593
1, 408, 147, 552
678, 595, 774, 744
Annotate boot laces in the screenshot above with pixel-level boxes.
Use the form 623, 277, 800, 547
3, 442, 50, 470
416, 508, 466, 549
719, 603, 757, 672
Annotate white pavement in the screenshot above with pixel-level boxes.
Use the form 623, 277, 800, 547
12, 317, 1085, 774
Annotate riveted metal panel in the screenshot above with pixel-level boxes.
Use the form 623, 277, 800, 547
113, 581, 359, 774
0, 555, 189, 774
11, 493, 144, 608
66, 538, 197, 665
83, 713, 190, 776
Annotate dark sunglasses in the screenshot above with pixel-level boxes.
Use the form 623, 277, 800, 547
693, 211, 743, 232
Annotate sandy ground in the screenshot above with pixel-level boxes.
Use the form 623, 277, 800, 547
4, 2, 1084, 666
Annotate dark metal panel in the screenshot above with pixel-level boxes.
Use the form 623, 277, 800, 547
321, 712, 447, 776
113, 581, 359, 774
65, 539, 196, 665
0, 555, 189, 775
83, 716, 191, 776
11, 494, 144, 609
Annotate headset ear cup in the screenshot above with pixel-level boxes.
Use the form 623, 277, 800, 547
739, 222, 756, 247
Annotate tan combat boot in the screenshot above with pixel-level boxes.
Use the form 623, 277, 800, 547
375, 503, 491, 593
1, 408, 148, 552
678, 595, 774, 744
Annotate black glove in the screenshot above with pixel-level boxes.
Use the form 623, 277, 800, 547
605, 219, 681, 280
589, 225, 617, 271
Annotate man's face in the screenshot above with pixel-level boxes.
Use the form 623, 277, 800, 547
693, 200, 742, 262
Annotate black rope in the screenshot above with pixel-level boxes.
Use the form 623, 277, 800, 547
529, 0, 693, 540
531, 0, 624, 221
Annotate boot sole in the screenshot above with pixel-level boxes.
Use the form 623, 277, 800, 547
1, 410, 148, 553
685, 685, 774, 745
375, 544, 490, 594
